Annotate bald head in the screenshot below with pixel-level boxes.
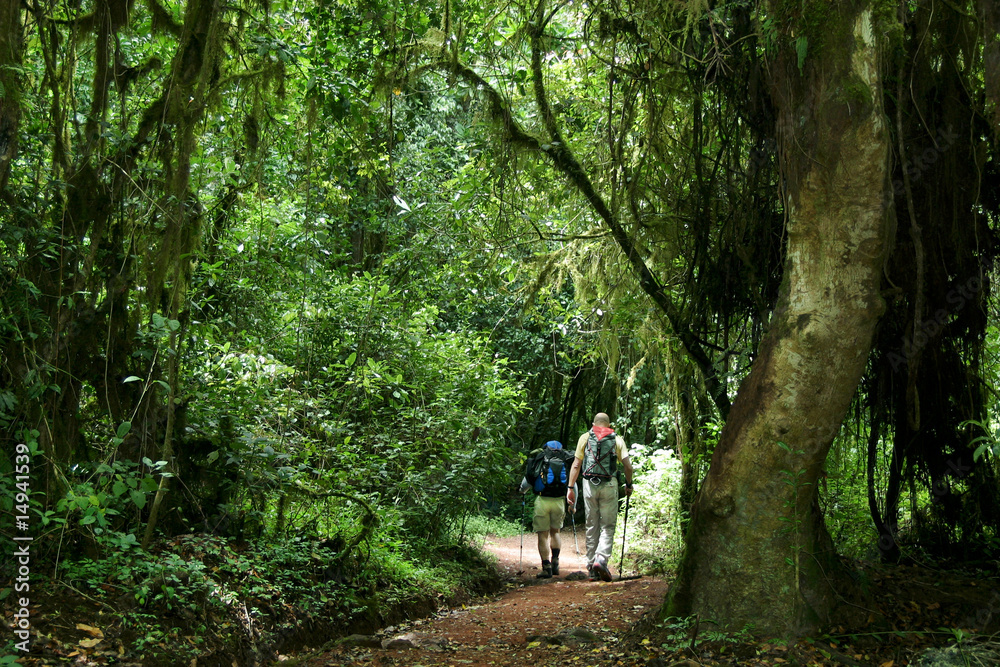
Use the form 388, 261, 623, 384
592, 413, 611, 427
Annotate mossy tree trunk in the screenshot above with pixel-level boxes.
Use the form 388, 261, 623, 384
0, 0, 21, 193
663, 1, 893, 636
4, 0, 233, 523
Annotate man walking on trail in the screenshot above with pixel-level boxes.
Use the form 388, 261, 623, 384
519, 440, 574, 578
566, 413, 634, 581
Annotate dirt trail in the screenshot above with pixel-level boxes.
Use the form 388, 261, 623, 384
302, 527, 670, 666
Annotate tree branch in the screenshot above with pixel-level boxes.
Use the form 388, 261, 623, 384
528, 7, 731, 417
414, 28, 731, 417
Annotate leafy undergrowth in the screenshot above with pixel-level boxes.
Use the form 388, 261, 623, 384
4, 530, 999, 667
1, 531, 507, 666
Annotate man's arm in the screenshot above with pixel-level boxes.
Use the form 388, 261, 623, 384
566, 457, 582, 506
621, 456, 634, 497
567, 457, 582, 488
617, 438, 634, 496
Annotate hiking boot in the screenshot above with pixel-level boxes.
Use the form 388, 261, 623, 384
551, 557, 559, 576
537, 562, 552, 579
593, 558, 613, 582
587, 564, 599, 581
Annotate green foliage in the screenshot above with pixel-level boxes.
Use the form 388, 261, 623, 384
622, 444, 684, 574
821, 435, 878, 560
1, 0, 996, 655
822, 481, 875, 560
55, 459, 162, 543
454, 514, 522, 541
0, 432, 50, 564
45, 522, 502, 663
178, 262, 527, 542
777, 440, 811, 598
655, 615, 697, 651
963, 419, 1000, 462
654, 616, 754, 652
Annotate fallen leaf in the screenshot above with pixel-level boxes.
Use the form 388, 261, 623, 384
79, 638, 102, 649
76, 623, 104, 638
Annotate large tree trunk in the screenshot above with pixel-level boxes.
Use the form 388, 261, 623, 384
663, 2, 892, 636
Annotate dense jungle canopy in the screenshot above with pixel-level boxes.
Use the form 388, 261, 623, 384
1, 0, 1000, 660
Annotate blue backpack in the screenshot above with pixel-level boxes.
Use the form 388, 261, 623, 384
527, 445, 574, 497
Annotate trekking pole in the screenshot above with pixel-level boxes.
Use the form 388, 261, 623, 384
618, 493, 630, 580
570, 496, 579, 554
519, 495, 525, 569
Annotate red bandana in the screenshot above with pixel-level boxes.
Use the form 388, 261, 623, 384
592, 426, 615, 440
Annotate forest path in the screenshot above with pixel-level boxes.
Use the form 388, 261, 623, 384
300, 527, 670, 666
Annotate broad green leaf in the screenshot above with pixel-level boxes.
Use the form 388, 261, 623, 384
796, 36, 808, 73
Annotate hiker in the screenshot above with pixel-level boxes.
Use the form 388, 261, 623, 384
519, 440, 574, 578
566, 413, 634, 581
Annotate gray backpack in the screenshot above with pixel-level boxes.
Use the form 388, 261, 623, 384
582, 430, 617, 480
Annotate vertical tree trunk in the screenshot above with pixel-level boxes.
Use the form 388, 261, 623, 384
667, 342, 706, 533
0, 0, 22, 191
663, 2, 892, 636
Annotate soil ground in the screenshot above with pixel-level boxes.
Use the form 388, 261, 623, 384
295, 527, 670, 666
295, 530, 1000, 667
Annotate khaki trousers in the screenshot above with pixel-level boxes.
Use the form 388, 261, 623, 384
582, 477, 618, 567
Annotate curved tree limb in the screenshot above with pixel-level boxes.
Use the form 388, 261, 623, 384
407, 14, 732, 417
542, 3, 732, 416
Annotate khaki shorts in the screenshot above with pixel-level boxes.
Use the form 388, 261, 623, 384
532, 495, 566, 532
